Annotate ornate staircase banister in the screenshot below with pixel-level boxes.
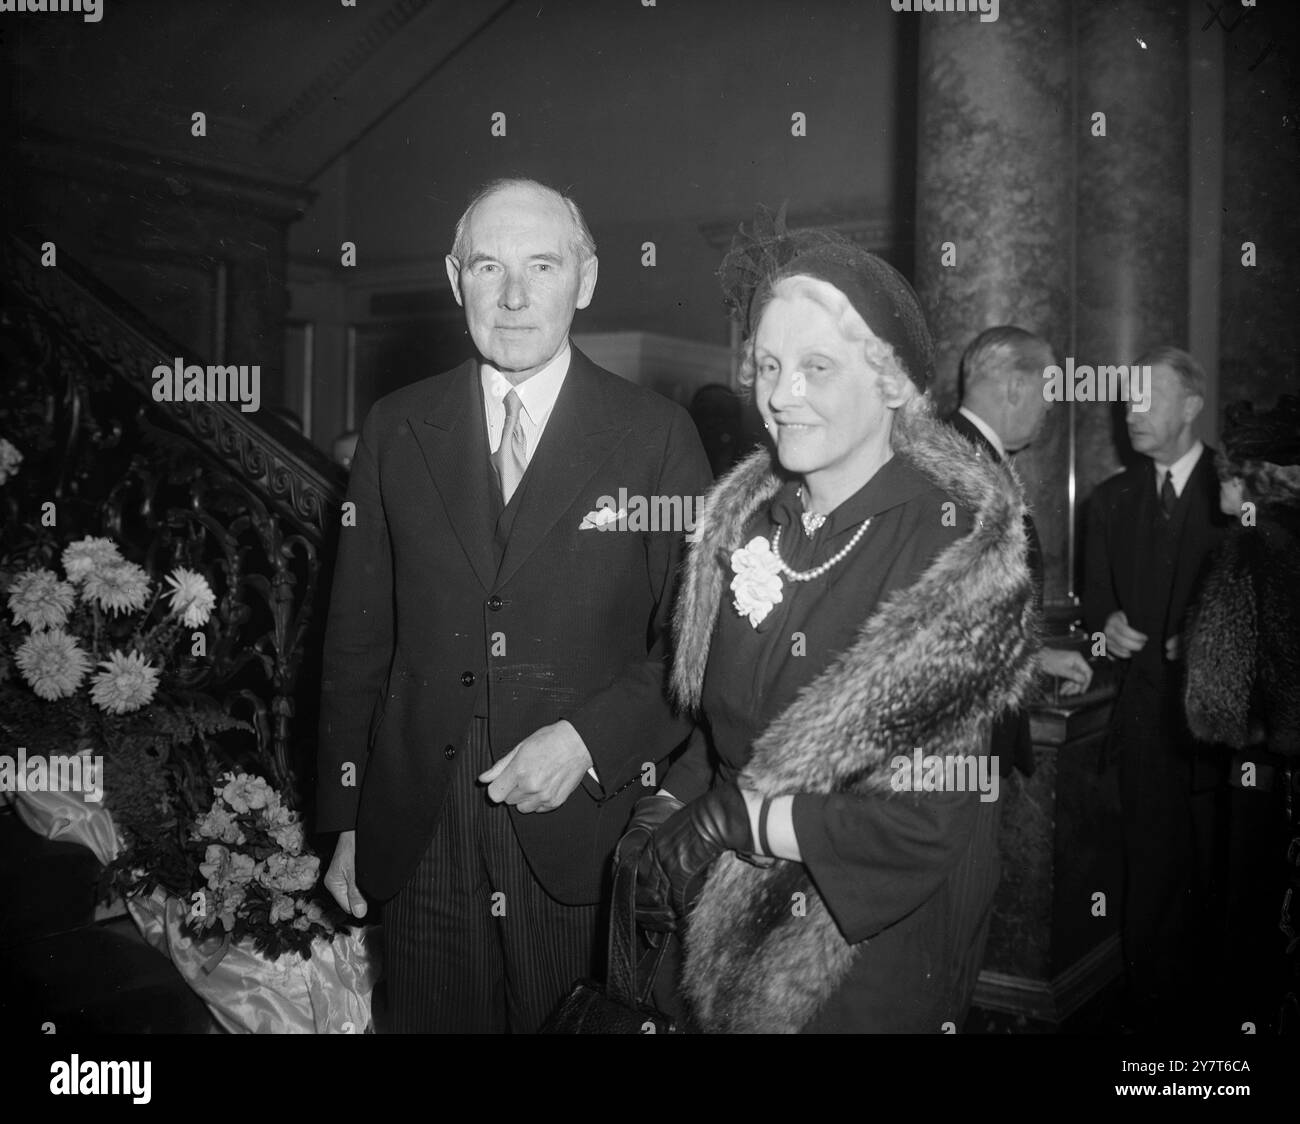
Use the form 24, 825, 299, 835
2, 232, 347, 807
4, 233, 345, 543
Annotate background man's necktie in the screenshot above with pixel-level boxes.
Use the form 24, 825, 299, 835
1160, 469, 1177, 518
493, 388, 529, 504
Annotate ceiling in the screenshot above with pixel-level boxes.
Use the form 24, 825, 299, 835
9, 0, 517, 188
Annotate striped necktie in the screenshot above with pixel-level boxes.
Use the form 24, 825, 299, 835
493, 388, 528, 504
1160, 469, 1176, 519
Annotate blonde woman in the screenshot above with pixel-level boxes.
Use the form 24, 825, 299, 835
625, 229, 1039, 1033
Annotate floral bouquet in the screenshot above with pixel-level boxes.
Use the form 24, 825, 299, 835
0, 534, 249, 892
186, 772, 344, 961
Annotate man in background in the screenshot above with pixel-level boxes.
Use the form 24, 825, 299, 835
1083, 346, 1231, 1031
951, 326, 1093, 781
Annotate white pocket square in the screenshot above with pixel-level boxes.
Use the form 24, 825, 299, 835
579, 507, 625, 529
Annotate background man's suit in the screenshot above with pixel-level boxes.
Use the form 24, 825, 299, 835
316, 346, 712, 1030
1083, 448, 1230, 1026
947, 409, 1041, 778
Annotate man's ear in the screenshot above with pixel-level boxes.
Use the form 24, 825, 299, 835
1183, 392, 1205, 426
445, 255, 465, 307
575, 255, 599, 310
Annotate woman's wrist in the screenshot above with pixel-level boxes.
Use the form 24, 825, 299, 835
741, 790, 800, 861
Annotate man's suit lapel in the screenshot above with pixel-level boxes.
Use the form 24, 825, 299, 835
408, 360, 499, 590
495, 349, 630, 589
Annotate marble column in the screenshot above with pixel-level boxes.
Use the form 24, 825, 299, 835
914, 4, 1073, 607
1074, 0, 1191, 505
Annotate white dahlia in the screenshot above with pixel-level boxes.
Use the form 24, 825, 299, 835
7, 569, 77, 630
14, 629, 92, 700
82, 560, 151, 616
61, 536, 124, 584
89, 649, 160, 714
164, 567, 216, 628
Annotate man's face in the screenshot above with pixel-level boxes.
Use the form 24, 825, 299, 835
1126, 363, 1197, 461
446, 185, 597, 381
1005, 347, 1055, 452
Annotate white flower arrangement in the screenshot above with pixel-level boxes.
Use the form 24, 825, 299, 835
729, 536, 784, 627
3, 535, 217, 713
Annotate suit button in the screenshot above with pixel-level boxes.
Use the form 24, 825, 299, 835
487, 595, 503, 611
444, 744, 456, 760
460, 671, 476, 687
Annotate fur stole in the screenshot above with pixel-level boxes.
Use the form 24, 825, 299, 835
1185, 511, 1300, 757
670, 407, 1040, 1033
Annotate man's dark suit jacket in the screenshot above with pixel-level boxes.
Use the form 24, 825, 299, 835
1082, 447, 1230, 775
316, 347, 712, 904
947, 410, 1041, 777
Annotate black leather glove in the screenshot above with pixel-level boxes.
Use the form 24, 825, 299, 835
615, 792, 683, 866
635, 782, 757, 932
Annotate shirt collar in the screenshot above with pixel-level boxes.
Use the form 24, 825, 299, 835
1156, 439, 1204, 497
480, 342, 572, 427
957, 406, 1006, 460
771, 453, 932, 539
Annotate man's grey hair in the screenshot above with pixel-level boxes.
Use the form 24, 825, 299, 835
959, 325, 1056, 398
450, 177, 597, 264
1132, 345, 1207, 400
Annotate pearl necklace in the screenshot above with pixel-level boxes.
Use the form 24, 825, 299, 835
770, 517, 872, 582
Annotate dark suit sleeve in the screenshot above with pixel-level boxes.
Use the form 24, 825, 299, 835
315, 407, 395, 834
792, 785, 985, 944
1082, 480, 1118, 635
660, 726, 713, 803
567, 405, 713, 794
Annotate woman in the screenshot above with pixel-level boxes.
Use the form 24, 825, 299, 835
624, 224, 1040, 1033
1184, 395, 1300, 1033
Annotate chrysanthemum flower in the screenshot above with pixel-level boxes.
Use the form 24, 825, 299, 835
89, 649, 160, 714
164, 567, 216, 628
61, 536, 124, 584
0, 437, 23, 485
14, 628, 91, 699
7, 569, 77, 630
82, 560, 151, 615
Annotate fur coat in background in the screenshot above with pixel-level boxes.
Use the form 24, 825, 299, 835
1185, 506, 1300, 758
670, 407, 1040, 1033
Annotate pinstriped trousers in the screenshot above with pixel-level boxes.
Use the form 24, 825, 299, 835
381, 717, 602, 1033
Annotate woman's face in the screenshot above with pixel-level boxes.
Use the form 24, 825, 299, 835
1219, 475, 1246, 518
753, 290, 892, 497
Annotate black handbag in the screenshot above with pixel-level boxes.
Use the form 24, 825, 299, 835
541, 838, 677, 1033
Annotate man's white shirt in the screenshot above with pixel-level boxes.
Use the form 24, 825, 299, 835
480, 342, 571, 462
1155, 439, 1204, 499
957, 405, 1007, 460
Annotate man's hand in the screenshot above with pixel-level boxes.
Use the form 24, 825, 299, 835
479, 720, 593, 813
323, 830, 368, 918
1164, 633, 1183, 661
1039, 647, 1094, 696
1103, 610, 1148, 659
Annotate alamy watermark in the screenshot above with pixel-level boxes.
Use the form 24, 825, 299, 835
891, 0, 999, 23
890, 748, 1000, 803
1042, 359, 1151, 412
1, 748, 104, 803
151, 358, 261, 413
0, 0, 102, 21
582, 490, 704, 534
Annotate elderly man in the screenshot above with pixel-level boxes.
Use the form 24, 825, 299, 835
951, 326, 1093, 779
1083, 346, 1231, 1031
316, 178, 711, 1032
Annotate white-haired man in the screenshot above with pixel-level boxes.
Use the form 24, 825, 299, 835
316, 178, 711, 1031
1083, 346, 1232, 1031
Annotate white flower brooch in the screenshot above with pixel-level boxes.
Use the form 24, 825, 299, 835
729, 536, 784, 627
